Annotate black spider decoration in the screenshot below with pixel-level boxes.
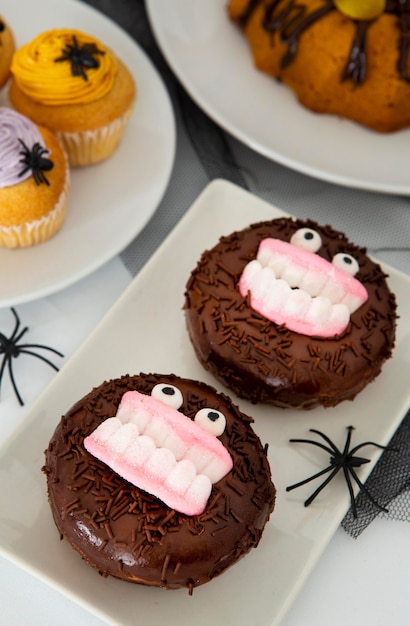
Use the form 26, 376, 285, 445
18, 140, 54, 186
286, 426, 396, 518
54, 35, 105, 81
0, 307, 64, 406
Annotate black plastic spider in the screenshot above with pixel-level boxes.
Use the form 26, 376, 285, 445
286, 426, 396, 518
18, 140, 54, 186
54, 35, 105, 81
0, 307, 64, 406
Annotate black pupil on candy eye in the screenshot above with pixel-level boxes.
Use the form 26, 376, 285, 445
162, 386, 175, 396
343, 256, 353, 264
208, 411, 219, 422
304, 232, 314, 240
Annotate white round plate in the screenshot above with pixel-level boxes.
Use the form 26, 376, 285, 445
0, 0, 176, 307
146, 0, 410, 195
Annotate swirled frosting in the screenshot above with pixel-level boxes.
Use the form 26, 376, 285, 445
10, 29, 117, 106
0, 107, 45, 188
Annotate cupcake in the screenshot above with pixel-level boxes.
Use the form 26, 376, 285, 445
0, 107, 69, 248
9, 29, 136, 167
0, 16, 15, 89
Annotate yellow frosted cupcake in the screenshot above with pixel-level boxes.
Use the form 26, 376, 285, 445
0, 16, 15, 89
9, 29, 136, 167
0, 107, 69, 248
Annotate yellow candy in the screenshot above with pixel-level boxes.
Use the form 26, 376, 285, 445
334, 0, 386, 20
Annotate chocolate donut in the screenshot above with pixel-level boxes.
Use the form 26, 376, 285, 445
43, 373, 276, 592
184, 218, 397, 409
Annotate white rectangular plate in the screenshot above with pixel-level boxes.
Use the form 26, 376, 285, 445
0, 180, 409, 626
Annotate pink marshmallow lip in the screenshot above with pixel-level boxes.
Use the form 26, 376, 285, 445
84, 391, 233, 516
239, 238, 368, 338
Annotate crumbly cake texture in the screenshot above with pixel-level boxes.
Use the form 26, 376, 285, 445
184, 218, 397, 409
227, 0, 410, 133
43, 373, 276, 592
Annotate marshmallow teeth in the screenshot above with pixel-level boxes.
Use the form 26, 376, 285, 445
84, 390, 233, 516
238, 238, 368, 338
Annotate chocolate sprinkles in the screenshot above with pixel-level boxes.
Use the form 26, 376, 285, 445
43, 373, 275, 593
184, 217, 397, 408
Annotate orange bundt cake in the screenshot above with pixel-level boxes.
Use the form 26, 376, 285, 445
228, 0, 410, 132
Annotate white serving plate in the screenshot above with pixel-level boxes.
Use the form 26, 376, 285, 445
146, 0, 410, 195
0, 180, 409, 625
0, 0, 175, 306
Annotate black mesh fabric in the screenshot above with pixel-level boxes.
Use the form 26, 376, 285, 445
342, 409, 410, 537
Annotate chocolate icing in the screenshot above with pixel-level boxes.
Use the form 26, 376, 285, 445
184, 218, 397, 409
43, 373, 275, 592
236, 0, 410, 84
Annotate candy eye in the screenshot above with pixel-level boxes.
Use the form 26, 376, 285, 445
151, 384, 183, 409
290, 228, 322, 253
194, 408, 226, 437
332, 252, 359, 276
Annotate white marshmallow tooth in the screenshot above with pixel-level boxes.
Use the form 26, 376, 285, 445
256, 247, 273, 269
114, 394, 135, 424
184, 444, 215, 474
306, 296, 333, 325
165, 459, 197, 495
109, 422, 139, 456
125, 407, 150, 432
264, 277, 291, 313
281, 261, 307, 288
328, 303, 350, 331
240, 259, 262, 287
202, 457, 231, 484
299, 270, 329, 297
184, 474, 212, 509
114, 406, 134, 424
283, 288, 311, 317
124, 435, 156, 467
318, 278, 346, 305
340, 292, 363, 314
92, 417, 121, 444
251, 266, 274, 301
143, 416, 169, 447
162, 431, 186, 461
115, 393, 148, 425
145, 447, 176, 481
267, 252, 288, 277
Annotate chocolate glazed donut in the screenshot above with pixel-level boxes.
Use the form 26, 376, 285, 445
184, 218, 397, 409
43, 373, 276, 592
